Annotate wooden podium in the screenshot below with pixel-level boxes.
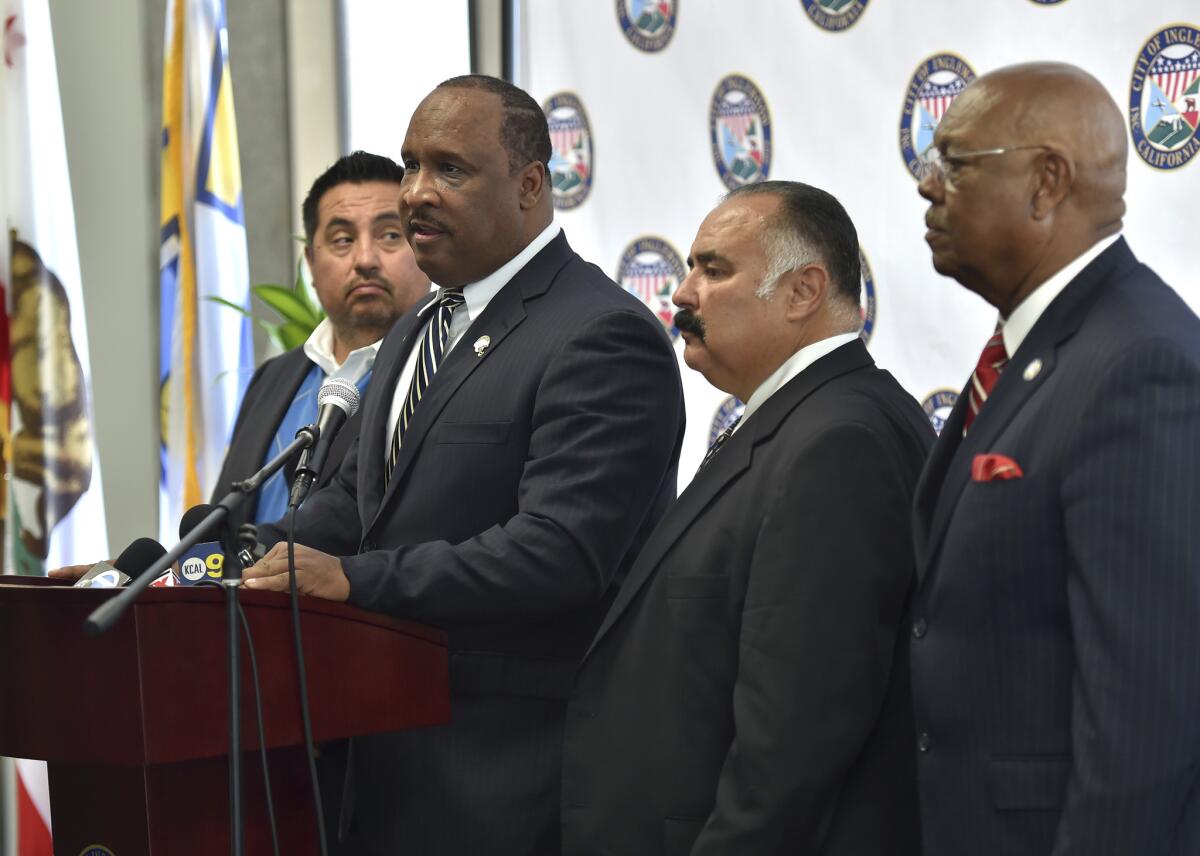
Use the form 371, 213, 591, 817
0, 577, 450, 855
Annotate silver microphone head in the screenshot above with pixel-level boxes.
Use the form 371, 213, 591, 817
318, 377, 361, 418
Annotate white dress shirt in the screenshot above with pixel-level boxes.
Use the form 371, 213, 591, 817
733, 332, 861, 434
1000, 232, 1122, 358
383, 221, 563, 461
302, 316, 383, 384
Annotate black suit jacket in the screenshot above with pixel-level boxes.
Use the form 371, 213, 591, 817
262, 232, 685, 855
562, 340, 933, 855
210, 346, 362, 531
910, 238, 1200, 856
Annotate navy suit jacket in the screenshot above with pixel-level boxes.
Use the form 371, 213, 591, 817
211, 347, 362, 532
910, 238, 1200, 856
262, 232, 685, 855
563, 340, 933, 856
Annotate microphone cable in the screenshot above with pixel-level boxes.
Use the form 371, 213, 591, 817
287, 503, 330, 856
237, 598, 280, 856
197, 572, 280, 856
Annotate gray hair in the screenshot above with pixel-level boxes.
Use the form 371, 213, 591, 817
755, 221, 817, 299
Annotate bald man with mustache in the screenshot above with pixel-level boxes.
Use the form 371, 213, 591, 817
909, 62, 1200, 856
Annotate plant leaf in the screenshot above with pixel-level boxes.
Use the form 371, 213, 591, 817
253, 284, 323, 327
272, 320, 312, 351
204, 295, 251, 318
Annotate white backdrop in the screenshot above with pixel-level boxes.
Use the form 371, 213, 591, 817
517, 0, 1198, 477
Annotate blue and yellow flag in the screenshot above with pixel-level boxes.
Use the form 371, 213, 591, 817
158, 0, 252, 539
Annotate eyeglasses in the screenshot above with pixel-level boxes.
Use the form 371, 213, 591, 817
917, 144, 1049, 183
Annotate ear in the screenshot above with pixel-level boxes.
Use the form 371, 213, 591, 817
781, 264, 829, 323
304, 243, 314, 266
518, 161, 548, 210
1031, 148, 1075, 220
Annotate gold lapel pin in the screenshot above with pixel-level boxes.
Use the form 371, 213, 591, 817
474, 335, 491, 358
1023, 358, 1043, 381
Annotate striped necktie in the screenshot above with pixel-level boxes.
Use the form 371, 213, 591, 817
697, 416, 741, 473
384, 288, 466, 488
963, 325, 1008, 436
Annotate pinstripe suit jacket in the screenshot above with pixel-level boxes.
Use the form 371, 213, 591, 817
261, 231, 685, 855
910, 238, 1200, 856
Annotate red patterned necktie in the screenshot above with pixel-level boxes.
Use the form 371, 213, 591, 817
963, 325, 1008, 435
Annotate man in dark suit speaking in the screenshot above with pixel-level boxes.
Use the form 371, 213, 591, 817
911, 62, 1200, 855
244, 76, 684, 855
561, 182, 932, 855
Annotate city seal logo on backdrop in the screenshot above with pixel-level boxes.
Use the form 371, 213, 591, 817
710, 396, 746, 446
800, 0, 869, 32
922, 389, 959, 435
710, 74, 772, 190
543, 92, 594, 210
858, 246, 876, 344
1027, 0, 1068, 4
617, 236, 688, 338
616, 0, 677, 52
899, 53, 977, 179
1130, 24, 1200, 170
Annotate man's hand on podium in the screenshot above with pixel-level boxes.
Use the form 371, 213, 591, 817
242, 542, 350, 602
48, 560, 109, 581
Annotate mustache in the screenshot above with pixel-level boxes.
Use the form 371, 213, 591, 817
406, 208, 450, 233
673, 309, 705, 341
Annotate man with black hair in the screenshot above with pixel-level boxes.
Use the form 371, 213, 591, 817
561, 181, 930, 855
212, 151, 430, 529
244, 76, 684, 855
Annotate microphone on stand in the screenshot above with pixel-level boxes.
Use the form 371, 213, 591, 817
74, 537, 169, 588
289, 377, 360, 509
175, 503, 227, 586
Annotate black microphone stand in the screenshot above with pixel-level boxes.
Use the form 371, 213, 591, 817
85, 424, 319, 856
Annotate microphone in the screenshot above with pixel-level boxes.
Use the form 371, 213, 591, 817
176, 503, 226, 586
236, 523, 266, 569
289, 377, 360, 508
74, 537, 168, 588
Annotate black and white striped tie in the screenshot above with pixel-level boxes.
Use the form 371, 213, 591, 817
384, 288, 465, 487
697, 415, 741, 473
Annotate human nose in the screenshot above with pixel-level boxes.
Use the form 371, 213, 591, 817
917, 165, 944, 203
353, 234, 381, 271
401, 167, 437, 210
673, 269, 698, 309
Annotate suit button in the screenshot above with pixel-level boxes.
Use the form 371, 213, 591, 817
912, 618, 928, 639
918, 732, 933, 753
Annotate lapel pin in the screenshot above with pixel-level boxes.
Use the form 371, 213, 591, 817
473, 335, 491, 358
1023, 358, 1043, 381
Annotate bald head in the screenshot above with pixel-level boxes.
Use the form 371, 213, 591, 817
970, 62, 1127, 227
920, 62, 1128, 314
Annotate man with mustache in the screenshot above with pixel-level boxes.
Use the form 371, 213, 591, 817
243, 76, 684, 855
212, 151, 431, 530
910, 62, 1200, 855
561, 181, 931, 854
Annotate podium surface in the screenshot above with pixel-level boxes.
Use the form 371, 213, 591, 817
0, 577, 450, 855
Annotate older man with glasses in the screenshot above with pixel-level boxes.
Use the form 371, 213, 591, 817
908, 61, 1200, 856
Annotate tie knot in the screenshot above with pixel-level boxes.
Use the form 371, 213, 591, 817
439, 288, 465, 309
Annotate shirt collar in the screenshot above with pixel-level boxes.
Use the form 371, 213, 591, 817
419, 221, 562, 323
302, 316, 383, 383
735, 332, 861, 433
1001, 232, 1122, 358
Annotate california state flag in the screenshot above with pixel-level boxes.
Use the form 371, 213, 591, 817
1, 0, 110, 852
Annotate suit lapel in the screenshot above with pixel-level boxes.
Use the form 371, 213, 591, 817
916, 238, 1136, 581
356, 296, 434, 518
584, 340, 876, 661
366, 233, 574, 530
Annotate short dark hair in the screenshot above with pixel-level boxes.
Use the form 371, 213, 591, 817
726, 181, 862, 304
302, 151, 406, 243
437, 75, 552, 176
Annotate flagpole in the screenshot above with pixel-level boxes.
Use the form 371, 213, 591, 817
0, 756, 15, 856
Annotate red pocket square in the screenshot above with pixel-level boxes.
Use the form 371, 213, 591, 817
972, 453, 1024, 482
